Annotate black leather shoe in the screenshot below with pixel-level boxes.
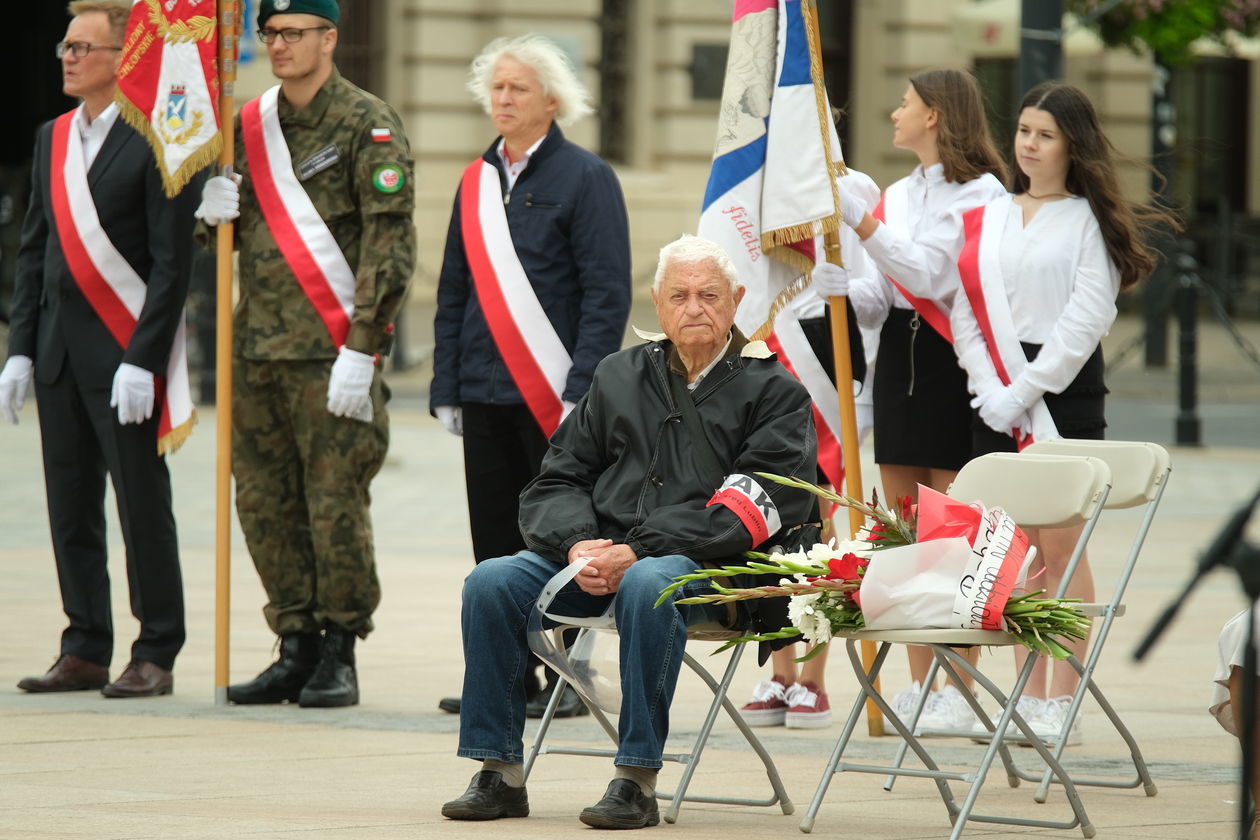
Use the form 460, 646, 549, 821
441, 770, 529, 820
438, 695, 461, 714
525, 683, 589, 719
579, 778, 660, 829
228, 634, 320, 705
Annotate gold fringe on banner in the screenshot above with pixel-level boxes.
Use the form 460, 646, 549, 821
157, 411, 199, 456
749, 272, 812, 341
115, 96, 224, 198
802, 0, 846, 210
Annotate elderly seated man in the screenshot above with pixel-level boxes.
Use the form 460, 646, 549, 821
441, 234, 818, 829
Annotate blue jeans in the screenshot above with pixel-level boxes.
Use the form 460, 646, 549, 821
457, 551, 727, 769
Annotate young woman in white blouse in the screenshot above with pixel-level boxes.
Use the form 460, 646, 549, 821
812, 69, 1007, 731
951, 81, 1175, 742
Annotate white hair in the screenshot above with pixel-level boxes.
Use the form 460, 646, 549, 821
467, 34, 594, 127
653, 235, 739, 291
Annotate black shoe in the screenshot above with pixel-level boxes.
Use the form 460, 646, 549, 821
440, 670, 541, 716
579, 779, 660, 829
441, 770, 529, 820
298, 625, 359, 708
525, 683, 590, 719
227, 634, 320, 704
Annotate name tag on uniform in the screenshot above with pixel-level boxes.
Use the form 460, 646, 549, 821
296, 144, 340, 181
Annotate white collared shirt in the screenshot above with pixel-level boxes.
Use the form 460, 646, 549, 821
687, 334, 734, 391
950, 195, 1120, 405
860, 163, 1007, 309
76, 102, 119, 170
496, 134, 546, 193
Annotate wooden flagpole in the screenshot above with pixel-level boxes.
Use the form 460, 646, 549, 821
214, 0, 239, 706
803, 0, 884, 737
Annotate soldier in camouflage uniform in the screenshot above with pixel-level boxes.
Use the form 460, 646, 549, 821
195, 0, 415, 708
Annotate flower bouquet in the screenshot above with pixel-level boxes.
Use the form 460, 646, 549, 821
656, 475, 1091, 660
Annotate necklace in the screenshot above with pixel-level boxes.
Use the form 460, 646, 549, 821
1025, 191, 1071, 200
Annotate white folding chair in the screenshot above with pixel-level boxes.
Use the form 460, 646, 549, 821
799, 452, 1112, 839
523, 621, 793, 824
1019, 439, 1171, 802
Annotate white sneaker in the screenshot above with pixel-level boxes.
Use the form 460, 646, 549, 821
1029, 695, 1083, 746
971, 695, 1042, 742
882, 681, 924, 731
928, 684, 983, 732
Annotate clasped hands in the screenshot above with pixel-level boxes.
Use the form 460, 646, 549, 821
568, 538, 639, 596
971, 384, 1031, 435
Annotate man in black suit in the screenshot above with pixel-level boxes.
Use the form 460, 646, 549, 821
0, 0, 199, 697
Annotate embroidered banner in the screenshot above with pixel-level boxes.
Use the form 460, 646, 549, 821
115, 0, 221, 197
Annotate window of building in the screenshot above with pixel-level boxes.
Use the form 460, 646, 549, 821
335, 1, 384, 96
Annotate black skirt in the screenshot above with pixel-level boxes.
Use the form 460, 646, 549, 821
797, 299, 867, 386
971, 343, 1108, 457
873, 307, 973, 471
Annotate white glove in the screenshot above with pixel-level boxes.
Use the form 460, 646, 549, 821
560, 400, 577, 423
110, 362, 155, 425
327, 346, 375, 422
836, 179, 869, 228
812, 261, 850, 298
855, 402, 874, 444
435, 405, 462, 436
195, 174, 242, 226
0, 355, 33, 425
971, 386, 1027, 434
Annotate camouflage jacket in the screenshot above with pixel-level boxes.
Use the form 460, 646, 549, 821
232, 69, 415, 360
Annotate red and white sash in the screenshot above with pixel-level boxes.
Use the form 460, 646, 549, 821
764, 311, 844, 490
240, 86, 355, 349
49, 108, 194, 455
957, 197, 1058, 447
459, 159, 572, 436
872, 180, 953, 342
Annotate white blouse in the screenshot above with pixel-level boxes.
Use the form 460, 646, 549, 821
851, 163, 1007, 318
951, 196, 1121, 405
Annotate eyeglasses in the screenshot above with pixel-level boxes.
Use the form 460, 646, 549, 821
55, 41, 122, 59
256, 26, 330, 44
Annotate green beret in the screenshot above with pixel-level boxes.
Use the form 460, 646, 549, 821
258, 0, 340, 27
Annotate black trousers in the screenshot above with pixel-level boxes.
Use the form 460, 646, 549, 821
34, 363, 185, 671
461, 402, 550, 563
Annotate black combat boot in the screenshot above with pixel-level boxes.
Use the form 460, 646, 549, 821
298, 624, 359, 707
227, 633, 320, 704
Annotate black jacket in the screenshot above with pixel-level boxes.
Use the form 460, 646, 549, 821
430, 123, 631, 409
519, 331, 818, 565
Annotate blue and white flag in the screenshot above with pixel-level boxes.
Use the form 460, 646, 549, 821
697, 0, 848, 488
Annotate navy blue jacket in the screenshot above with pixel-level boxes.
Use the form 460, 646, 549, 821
430, 123, 631, 410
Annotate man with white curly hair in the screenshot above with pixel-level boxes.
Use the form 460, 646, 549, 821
432, 34, 631, 719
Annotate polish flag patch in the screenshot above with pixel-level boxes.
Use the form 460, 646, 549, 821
371, 128, 392, 143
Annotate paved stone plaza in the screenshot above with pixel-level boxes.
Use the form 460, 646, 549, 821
1, 311, 1258, 838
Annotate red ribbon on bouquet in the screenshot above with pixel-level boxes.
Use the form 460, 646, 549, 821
915, 485, 1032, 631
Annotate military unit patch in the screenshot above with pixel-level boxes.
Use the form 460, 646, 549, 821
372, 164, 405, 194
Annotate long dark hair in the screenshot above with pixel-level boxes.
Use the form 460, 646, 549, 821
909, 68, 1007, 186
1013, 81, 1179, 290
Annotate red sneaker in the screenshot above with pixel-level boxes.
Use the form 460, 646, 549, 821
738, 675, 789, 726
785, 680, 832, 729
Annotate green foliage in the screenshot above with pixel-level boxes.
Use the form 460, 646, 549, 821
1068, 0, 1260, 64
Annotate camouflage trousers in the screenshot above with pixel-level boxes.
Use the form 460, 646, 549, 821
232, 357, 389, 638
